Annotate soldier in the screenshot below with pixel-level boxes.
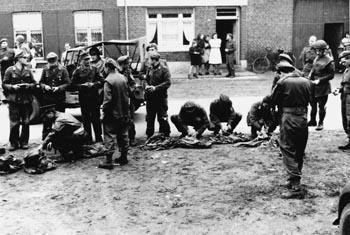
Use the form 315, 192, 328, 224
0, 38, 15, 81
99, 58, 130, 169
308, 40, 335, 131
140, 43, 167, 74
2, 51, 36, 150
39, 52, 70, 139
14, 35, 32, 61
71, 51, 104, 143
247, 95, 277, 139
299, 35, 317, 77
145, 52, 171, 139
208, 94, 242, 135
40, 107, 88, 161
272, 53, 300, 90
171, 101, 210, 139
117, 55, 137, 146
89, 47, 105, 75
338, 51, 350, 150
225, 33, 236, 78
270, 61, 312, 199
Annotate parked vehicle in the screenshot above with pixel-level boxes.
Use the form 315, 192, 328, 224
26, 37, 148, 123
333, 183, 350, 234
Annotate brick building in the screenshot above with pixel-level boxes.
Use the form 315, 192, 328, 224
0, 0, 348, 69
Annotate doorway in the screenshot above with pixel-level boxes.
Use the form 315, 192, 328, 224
324, 23, 344, 60
216, 20, 236, 63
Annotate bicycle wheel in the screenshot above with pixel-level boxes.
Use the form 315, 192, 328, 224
253, 57, 270, 74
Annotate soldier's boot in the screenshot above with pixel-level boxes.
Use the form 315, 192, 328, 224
129, 137, 137, 147
315, 123, 324, 131
114, 152, 128, 166
339, 139, 350, 150
316, 107, 326, 131
98, 154, 114, 170
281, 184, 305, 199
307, 120, 317, 126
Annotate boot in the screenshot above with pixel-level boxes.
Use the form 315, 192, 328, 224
281, 185, 305, 199
98, 154, 114, 169
129, 138, 137, 147
315, 122, 324, 131
114, 152, 128, 166
307, 120, 317, 126
339, 140, 350, 150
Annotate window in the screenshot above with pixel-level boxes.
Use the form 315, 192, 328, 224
146, 12, 194, 51
74, 11, 103, 46
13, 12, 44, 58
216, 8, 238, 19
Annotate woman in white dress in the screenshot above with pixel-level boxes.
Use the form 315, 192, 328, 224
209, 33, 222, 75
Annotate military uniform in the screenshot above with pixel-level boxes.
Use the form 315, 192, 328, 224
208, 95, 242, 134
145, 59, 171, 138
171, 101, 210, 139
340, 64, 350, 146
300, 46, 317, 77
42, 111, 87, 159
225, 39, 236, 77
271, 71, 312, 190
2, 63, 36, 148
247, 100, 277, 138
0, 47, 15, 81
72, 64, 104, 142
101, 62, 130, 168
308, 55, 335, 127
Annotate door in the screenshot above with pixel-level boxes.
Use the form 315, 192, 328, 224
216, 20, 234, 63
324, 23, 344, 60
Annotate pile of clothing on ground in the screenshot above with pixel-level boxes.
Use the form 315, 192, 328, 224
140, 132, 279, 151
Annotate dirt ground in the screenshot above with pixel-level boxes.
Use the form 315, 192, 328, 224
0, 73, 348, 234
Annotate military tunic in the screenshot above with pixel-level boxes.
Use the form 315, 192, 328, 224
341, 67, 350, 139
299, 46, 317, 77
225, 39, 236, 76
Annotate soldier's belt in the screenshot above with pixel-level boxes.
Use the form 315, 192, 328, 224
282, 107, 307, 114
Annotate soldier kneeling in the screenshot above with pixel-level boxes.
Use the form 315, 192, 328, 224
40, 107, 88, 161
247, 95, 278, 139
208, 94, 242, 135
171, 101, 210, 139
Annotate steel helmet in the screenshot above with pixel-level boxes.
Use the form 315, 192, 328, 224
16, 35, 25, 44
46, 52, 58, 60
313, 40, 328, 50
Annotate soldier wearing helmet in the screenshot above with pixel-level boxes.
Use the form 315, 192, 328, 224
270, 61, 312, 199
272, 54, 302, 90
337, 51, 350, 150
299, 35, 317, 77
15, 35, 32, 62
39, 52, 71, 139
308, 39, 335, 131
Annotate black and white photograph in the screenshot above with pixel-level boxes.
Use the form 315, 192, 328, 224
0, 0, 350, 234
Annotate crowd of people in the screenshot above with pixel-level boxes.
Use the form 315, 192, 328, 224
0, 32, 350, 199
188, 33, 236, 79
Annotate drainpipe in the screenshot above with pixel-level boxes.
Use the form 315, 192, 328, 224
124, 0, 129, 54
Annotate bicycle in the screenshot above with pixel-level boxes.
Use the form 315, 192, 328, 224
252, 47, 281, 74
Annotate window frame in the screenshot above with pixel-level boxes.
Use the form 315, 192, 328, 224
146, 11, 195, 52
74, 11, 104, 46
12, 12, 44, 59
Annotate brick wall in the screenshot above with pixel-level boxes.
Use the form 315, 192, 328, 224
245, 0, 294, 64
194, 6, 216, 37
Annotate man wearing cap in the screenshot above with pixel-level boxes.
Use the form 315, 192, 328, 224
117, 55, 137, 146
40, 52, 70, 139
171, 101, 210, 139
2, 51, 36, 150
308, 39, 335, 131
271, 54, 302, 90
270, 61, 312, 199
338, 50, 350, 150
40, 107, 88, 161
0, 38, 15, 81
247, 95, 278, 139
300, 35, 317, 77
99, 58, 130, 169
225, 33, 236, 78
145, 51, 171, 139
208, 94, 242, 135
15, 35, 32, 62
72, 51, 104, 143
